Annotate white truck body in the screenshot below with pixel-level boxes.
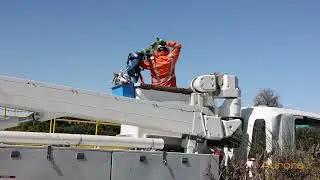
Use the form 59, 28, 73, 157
0, 74, 319, 179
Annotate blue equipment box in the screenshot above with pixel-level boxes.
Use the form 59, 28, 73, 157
111, 83, 135, 98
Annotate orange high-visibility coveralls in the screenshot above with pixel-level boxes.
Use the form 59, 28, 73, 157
139, 41, 182, 87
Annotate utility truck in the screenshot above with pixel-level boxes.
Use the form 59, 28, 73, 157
0, 73, 319, 180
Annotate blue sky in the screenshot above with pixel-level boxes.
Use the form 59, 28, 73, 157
0, 0, 319, 113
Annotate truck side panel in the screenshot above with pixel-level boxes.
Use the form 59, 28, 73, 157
0, 146, 112, 180
111, 151, 218, 180
0, 146, 218, 180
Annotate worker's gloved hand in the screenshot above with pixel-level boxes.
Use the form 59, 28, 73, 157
159, 40, 166, 46
144, 49, 152, 57
151, 38, 166, 47
150, 41, 158, 49
136, 51, 145, 58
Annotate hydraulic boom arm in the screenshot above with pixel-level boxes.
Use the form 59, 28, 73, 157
0, 73, 242, 142
0, 76, 197, 134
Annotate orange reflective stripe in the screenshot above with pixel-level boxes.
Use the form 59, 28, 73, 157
159, 54, 175, 83
149, 57, 161, 82
149, 55, 176, 84
168, 54, 175, 77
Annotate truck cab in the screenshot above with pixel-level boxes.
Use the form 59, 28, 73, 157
222, 106, 320, 164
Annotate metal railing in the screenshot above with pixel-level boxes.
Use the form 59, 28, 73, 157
48, 118, 126, 150
0, 107, 130, 150
0, 107, 34, 120
49, 118, 120, 135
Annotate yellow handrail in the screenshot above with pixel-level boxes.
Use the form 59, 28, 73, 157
46, 118, 124, 150
95, 121, 99, 135
2, 118, 125, 150
48, 118, 120, 135
53, 118, 56, 133
55, 119, 119, 126
4, 107, 6, 119
49, 119, 53, 133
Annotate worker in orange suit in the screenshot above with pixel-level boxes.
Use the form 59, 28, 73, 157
139, 39, 182, 87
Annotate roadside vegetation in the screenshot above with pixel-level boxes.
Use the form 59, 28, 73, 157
209, 125, 320, 180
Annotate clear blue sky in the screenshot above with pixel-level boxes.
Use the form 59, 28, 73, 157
0, 0, 319, 113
